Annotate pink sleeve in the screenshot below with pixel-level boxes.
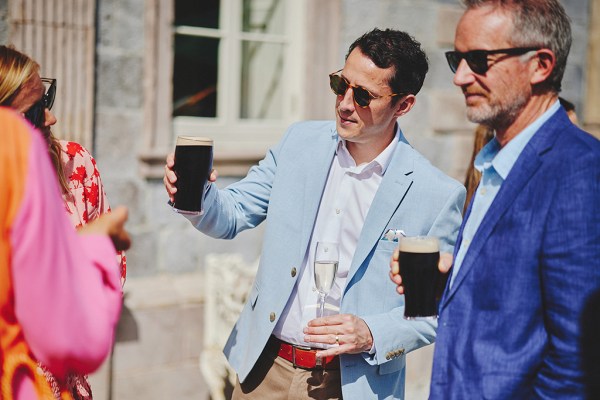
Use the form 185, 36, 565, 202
10, 131, 122, 379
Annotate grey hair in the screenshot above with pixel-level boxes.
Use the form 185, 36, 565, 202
462, 0, 572, 92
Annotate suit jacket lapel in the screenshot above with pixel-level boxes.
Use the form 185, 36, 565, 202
440, 110, 567, 308
299, 128, 338, 260
345, 138, 414, 289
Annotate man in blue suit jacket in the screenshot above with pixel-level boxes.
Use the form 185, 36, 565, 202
393, 1, 599, 398
165, 29, 465, 399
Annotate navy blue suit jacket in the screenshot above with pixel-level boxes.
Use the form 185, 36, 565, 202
430, 108, 600, 399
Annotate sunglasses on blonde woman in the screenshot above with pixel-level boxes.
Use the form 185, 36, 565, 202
329, 69, 400, 108
24, 78, 56, 129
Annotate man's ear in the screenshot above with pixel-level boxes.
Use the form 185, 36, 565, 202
394, 94, 416, 118
530, 49, 556, 85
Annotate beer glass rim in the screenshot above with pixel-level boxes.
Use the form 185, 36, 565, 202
176, 136, 213, 146
398, 236, 439, 253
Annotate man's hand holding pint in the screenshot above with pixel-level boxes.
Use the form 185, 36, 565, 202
390, 250, 453, 295
163, 152, 218, 203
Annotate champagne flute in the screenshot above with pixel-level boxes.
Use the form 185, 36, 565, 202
314, 242, 339, 318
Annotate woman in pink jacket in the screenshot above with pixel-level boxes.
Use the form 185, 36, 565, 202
0, 107, 129, 399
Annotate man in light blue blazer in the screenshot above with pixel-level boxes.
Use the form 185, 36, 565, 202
393, 1, 600, 398
165, 28, 465, 400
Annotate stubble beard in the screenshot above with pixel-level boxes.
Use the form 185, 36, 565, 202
466, 90, 529, 131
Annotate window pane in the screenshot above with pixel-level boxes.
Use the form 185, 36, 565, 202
173, 35, 218, 118
242, 0, 285, 34
175, 0, 219, 29
240, 40, 284, 119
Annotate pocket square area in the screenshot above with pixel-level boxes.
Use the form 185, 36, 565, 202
381, 229, 406, 242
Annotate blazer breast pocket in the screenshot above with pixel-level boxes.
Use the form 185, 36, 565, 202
375, 239, 399, 254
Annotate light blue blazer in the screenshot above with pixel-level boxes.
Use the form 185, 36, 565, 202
192, 121, 465, 399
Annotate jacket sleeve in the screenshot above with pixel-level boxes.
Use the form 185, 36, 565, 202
534, 149, 600, 398
183, 125, 296, 239
362, 183, 466, 365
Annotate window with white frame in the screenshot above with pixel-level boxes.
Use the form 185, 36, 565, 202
171, 0, 306, 159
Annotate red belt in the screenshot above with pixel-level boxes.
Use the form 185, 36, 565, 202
273, 337, 340, 370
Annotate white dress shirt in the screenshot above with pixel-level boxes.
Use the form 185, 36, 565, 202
272, 128, 399, 347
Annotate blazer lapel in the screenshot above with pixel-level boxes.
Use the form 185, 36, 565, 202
345, 138, 414, 288
298, 128, 338, 260
440, 110, 566, 308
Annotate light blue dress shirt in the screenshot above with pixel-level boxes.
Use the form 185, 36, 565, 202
450, 100, 561, 287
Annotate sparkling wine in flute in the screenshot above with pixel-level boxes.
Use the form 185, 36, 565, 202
314, 242, 339, 318
314, 261, 338, 295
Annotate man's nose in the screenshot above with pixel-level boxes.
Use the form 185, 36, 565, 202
338, 87, 355, 110
453, 59, 476, 87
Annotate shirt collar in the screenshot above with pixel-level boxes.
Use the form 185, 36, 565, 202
337, 125, 399, 175
475, 99, 560, 180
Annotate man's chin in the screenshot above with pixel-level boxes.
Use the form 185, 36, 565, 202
465, 106, 492, 125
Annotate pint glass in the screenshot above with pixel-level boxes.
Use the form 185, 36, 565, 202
398, 236, 440, 320
172, 136, 213, 215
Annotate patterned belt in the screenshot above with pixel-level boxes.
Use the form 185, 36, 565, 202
272, 336, 340, 370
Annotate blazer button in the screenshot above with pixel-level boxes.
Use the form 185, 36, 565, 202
386, 353, 392, 360
398, 348, 405, 356
291, 267, 297, 277
269, 312, 276, 322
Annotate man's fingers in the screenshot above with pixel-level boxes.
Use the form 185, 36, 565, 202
389, 271, 402, 285
439, 252, 453, 273
209, 169, 218, 182
315, 345, 349, 359
166, 152, 175, 167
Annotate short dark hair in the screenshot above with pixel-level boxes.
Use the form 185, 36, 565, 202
462, 0, 572, 92
346, 28, 429, 97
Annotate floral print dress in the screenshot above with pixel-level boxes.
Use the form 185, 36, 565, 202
41, 140, 126, 400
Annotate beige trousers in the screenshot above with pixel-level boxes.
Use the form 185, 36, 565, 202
232, 338, 342, 400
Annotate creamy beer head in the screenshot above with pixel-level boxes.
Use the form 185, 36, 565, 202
176, 136, 213, 146
398, 236, 439, 253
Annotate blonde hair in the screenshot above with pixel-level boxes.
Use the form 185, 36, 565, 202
463, 124, 494, 214
0, 45, 69, 194
0, 45, 39, 105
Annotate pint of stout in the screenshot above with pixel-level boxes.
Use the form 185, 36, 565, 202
172, 136, 213, 215
398, 236, 440, 320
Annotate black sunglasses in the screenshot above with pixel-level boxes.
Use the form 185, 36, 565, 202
445, 47, 540, 75
329, 70, 399, 108
24, 78, 57, 129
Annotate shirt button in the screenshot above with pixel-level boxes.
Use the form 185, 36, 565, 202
291, 267, 297, 277
480, 188, 487, 195
269, 312, 276, 322
336, 209, 341, 215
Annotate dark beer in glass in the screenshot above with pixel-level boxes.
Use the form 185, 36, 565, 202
398, 236, 440, 320
172, 136, 213, 215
